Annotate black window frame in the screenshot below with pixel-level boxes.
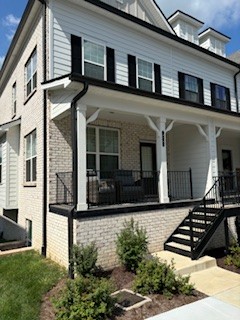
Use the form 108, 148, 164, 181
178, 72, 204, 104
210, 83, 231, 110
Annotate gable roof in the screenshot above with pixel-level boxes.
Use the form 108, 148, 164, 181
99, 0, 174, 33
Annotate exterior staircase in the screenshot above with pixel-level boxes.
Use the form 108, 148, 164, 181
164, 174, 240, 260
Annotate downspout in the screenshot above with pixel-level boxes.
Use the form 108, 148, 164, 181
69, 81, 89, 278
234, 69, 240, 113
39, 0, 47, 257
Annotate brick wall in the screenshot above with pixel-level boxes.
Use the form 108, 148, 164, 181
75, 207, 190, 269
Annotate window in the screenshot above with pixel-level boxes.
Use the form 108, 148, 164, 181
178, 72, 204, 104
87, 127, 119, 175
26, 130, 37, 182
137, 58, 153, 92
128, 55, 161, 93
12, 82, 16, 116
0, 144, 2, 184
25, 49, 37, 97
83, 40, 105, 80
211, 83, 230, 110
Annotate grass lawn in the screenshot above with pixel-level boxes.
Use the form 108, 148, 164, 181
0, 250, 66, 320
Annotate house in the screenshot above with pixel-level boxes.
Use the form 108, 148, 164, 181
0, 0, 239, 272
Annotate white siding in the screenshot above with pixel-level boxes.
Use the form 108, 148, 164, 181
6, 126, 19, 208
168, 124, 209, 198
0, 135, 7, 208
51, 0, 237, 112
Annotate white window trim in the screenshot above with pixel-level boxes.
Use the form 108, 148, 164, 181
87, 126, 120, 172
25, 130, 37, 182
137, 57, 154, 91
82, 38, 107, 80
25, 49, 37, 99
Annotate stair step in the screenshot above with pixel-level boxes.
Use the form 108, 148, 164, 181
178, 226, 203, 237
197, 207, 220, 214
171, 234, 198, 246
191, 213, 215, 221
164, 242, 191, 257
185, 220, 210, 229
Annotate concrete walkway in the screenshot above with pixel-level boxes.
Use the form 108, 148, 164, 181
149, 251, 240, 319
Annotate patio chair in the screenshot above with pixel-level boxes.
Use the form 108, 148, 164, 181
113, 170, 144, 203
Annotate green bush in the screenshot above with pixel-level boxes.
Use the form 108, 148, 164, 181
225, 243, 240, 268
133, 257, 194, 298
72, 243, 98, 277
54, 276, 116, 320
116, 218, 148, 272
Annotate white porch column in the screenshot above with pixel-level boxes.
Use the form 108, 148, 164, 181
206, 120, 219, 191
156, 117, 169, 203
76, 103, 88, 211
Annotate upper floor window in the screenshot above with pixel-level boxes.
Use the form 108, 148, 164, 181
26, 130, 37, 182
211, 83, 230, 110
83, 40, 105, 80
178, 72, 204, 104
0, 143, 2, 184
128, 54, 161, 94
25, 49, 37, 98
71, 35, 115, 82
12, 82, 16, 116
137, 58, 153, 92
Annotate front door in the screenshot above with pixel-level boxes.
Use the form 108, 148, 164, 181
222, 149, 234, 192
140, 143, 157, 195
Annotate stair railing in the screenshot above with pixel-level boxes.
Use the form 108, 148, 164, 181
189, 177, 224, 259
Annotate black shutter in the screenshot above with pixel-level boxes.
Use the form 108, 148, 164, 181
128, 55, 136, 87
198, 78, 204, 104
178, 72, 185, 99
226, 88, 231, 110
154, 64, 161, 94
71, 35, 82, 74
107, 47, 115, 82
210, 83, 216, 107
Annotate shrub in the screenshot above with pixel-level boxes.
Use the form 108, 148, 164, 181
225, 243, 240, 268
116, 218, 148, 272
72, 242, 98, 277
133, 257, 194, 298
54, 276, 116, 320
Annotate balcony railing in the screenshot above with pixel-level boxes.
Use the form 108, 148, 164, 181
215, 172, 240, 205
55, 169, 194, 208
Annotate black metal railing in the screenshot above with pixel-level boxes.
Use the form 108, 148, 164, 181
87, 170, 159, 208
167, 168, 193, 201
56, 172, 74, 205
56, 168, 195, 207
189, 173, 240, 259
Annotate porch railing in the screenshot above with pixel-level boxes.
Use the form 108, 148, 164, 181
214, 172, 240, 205
56, 172, 74, 205
55, 169, 194, 207
167, 168, 193, 201
87, 170, 159, 208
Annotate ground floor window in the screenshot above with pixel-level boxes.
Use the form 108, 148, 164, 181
26, 219, 32, 246
87, 126, 119, 175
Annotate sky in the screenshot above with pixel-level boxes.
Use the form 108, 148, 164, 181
0, 0, 239, 69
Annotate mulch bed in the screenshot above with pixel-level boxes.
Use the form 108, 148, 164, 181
40, 249, 240, 320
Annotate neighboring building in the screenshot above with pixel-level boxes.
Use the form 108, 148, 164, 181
0, 0, 239, 270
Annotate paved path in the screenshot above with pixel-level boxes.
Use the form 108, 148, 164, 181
150, 251, 240, 319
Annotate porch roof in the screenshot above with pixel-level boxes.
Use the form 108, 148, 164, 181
0, 117, 21, 137
42, 74, 240, 128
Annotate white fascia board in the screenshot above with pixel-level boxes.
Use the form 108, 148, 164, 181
41, 77, 72, 91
